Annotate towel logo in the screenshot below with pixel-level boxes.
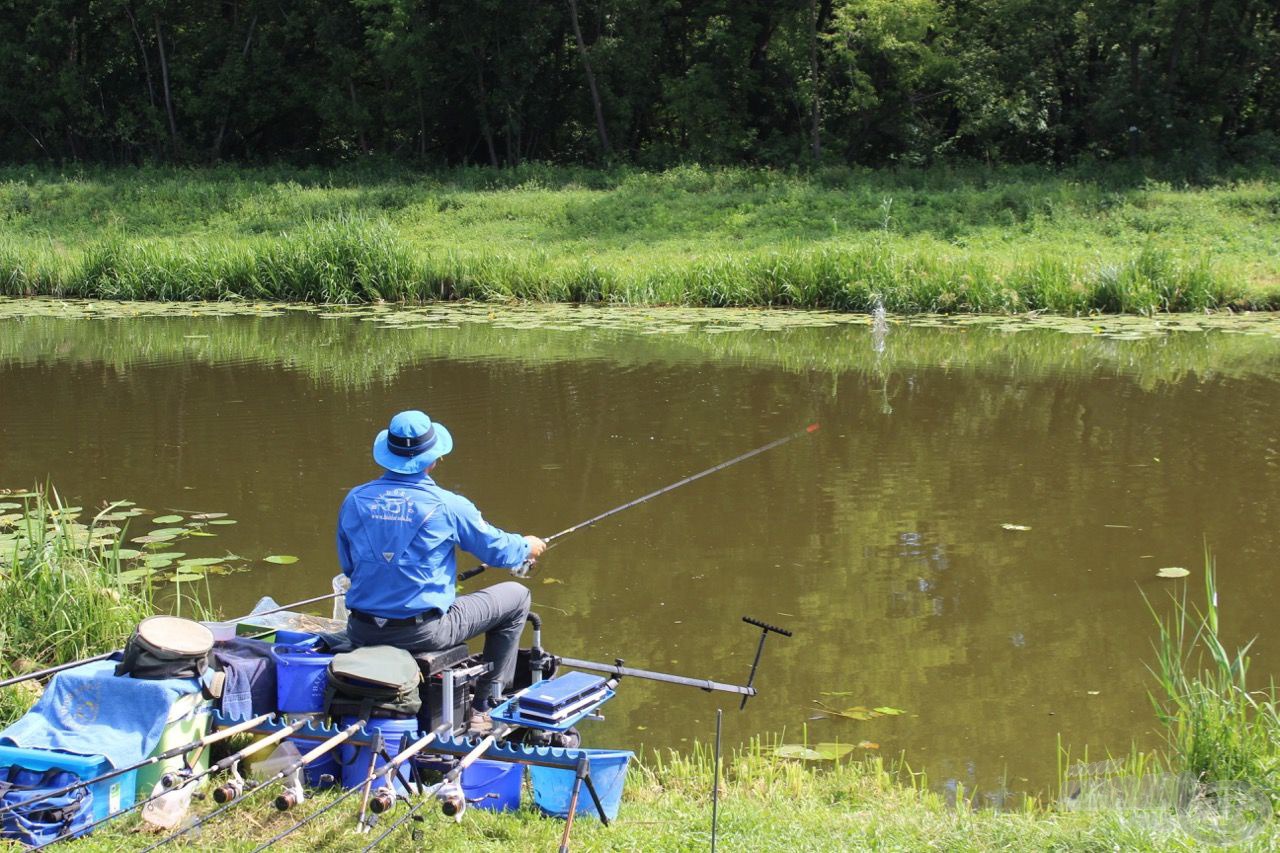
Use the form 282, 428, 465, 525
382, 552, 394, 562
374, 617, 388, 628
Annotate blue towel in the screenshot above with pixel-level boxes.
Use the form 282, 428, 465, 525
0, 660, 199, 770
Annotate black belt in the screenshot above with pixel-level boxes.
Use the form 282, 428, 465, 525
349, 609, 438, 628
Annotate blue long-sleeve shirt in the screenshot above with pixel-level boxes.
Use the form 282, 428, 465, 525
336, 471, 530, 619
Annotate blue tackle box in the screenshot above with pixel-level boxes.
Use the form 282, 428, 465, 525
0, 745, 136, 824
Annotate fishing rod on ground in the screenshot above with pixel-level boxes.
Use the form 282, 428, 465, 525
249, 723, 452, 852
30, 713, 321, 849
460, 421, 821, 582
0, 592, 345, 690
0, 712, 275, 819
139, 719, 368, 852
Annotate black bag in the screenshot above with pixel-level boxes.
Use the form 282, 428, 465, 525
114, 616, 213, 681
324, 646, 422, 719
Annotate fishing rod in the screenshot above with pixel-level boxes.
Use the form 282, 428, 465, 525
0, 592, 344, 690
0, 712, 275, 818
31, 714, 319, 849
461, 421, 821, 582
140, 719, 367, 852
253, 723, 452, 852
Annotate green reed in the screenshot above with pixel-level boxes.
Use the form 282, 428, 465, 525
0, 488, 156, 722
1145, 550, 1280, 804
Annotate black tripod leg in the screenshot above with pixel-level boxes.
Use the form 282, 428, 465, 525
558, 755, 589, 853
581, 771, 610, 827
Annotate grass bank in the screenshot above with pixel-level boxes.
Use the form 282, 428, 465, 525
2, 164, 1278, 313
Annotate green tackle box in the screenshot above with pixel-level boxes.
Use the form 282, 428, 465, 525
134, 691, 213, 797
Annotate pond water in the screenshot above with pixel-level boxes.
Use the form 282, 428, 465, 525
2, 300, 1279, 801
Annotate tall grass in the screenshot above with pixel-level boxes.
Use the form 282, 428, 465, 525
1, 164, 1277, 313
1145, 550, 1280, 805
0, 488, 157, 723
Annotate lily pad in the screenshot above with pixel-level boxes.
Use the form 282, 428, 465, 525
207, 520, 238, 526
874, 706, 905, 716
170, 573, 206, 583
149, 528, 188, 536
263, 555, 298, 565
190, 512, 227, 520
113, 548, 144, 559
1157, 567, 1190, 578
813, 742, 857, 759
1001, 523, 1031, 531
152, 515, 184, 524
775, 745, 824, 761
132, 533, 176, 544
177, 557, 229, 567
116, 568, 156, 584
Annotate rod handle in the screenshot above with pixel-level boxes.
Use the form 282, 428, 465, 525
742, 616, 792, 637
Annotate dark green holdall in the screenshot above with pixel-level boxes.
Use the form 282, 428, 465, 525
324, 645, 423, 719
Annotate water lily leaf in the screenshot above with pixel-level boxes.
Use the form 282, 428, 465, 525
116, 568, 156, 584
775, 745, 824, 760
132, 533, 176, 544
207, 519, 237, 525
178, 557, 228, 567
190, 512, 227, 520
263, 555, 298, 565
147, 552, 187, 560
812, 743, 856, 760
187, 531, 218, 537
1001, 523, 1031, 531
149, 527, 188, 536
143, 558, 174, 570
170, 573, 205, 583
873, 707, 905, 716
114, 548, 144, 559
152, 515, 184, 524
0, 502, 21, 511
1157, 567, 1190, 578
95, 513, 130, 522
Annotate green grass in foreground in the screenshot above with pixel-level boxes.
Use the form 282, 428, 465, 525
2, 163, 1278, 313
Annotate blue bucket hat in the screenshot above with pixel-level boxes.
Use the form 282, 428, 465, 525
373, 410, 454, 474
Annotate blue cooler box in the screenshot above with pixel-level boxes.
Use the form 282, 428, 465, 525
0, 745, 136, 824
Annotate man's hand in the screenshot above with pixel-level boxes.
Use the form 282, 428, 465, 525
524, 535, 547, 558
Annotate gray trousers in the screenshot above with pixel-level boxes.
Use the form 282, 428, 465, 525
346, 581, 531, 709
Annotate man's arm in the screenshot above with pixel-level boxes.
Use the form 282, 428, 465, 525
449, 494, 538, 570
336, 494, 355, 577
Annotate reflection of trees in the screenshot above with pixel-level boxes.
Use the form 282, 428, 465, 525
1, 312, 1278, 797
2, 310, 1280, 389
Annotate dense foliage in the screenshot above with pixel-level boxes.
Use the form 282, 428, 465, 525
1, 0, 1276, 167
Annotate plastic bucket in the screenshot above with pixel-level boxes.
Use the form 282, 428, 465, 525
461, 759, 522, 812
272, 630, 320, 648
338, 717, 419, 794
271, 644, 333, 713
286, 736, 338, 789
530, 750, 632, 821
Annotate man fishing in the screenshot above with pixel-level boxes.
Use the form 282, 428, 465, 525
336, 409, 546, 734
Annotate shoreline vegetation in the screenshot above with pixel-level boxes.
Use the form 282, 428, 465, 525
2, 489, 1277, 849
2, 164, 1278, 315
